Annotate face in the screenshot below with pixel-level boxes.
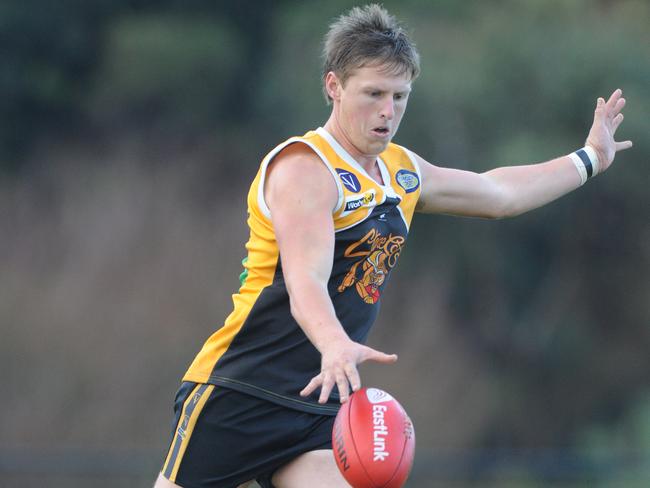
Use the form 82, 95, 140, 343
327, 64, 412, 158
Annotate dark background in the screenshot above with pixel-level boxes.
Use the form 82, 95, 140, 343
1, 0, 648, 486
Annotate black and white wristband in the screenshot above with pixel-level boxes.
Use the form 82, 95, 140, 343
569, 146, 600, 186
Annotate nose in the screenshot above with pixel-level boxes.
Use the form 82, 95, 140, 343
379, 98, 395, 120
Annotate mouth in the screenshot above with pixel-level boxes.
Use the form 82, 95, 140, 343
371, 126, 391, 138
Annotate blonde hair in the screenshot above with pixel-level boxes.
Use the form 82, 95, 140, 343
322, 4, 420, 103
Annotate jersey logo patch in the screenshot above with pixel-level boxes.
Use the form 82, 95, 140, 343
342, 189, 376, 215
396, 169, 420, 193
336, 169, 361, 193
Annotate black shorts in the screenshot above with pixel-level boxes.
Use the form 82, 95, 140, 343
160, 382, 336, 488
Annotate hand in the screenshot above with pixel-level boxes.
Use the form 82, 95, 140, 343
585, 88, 633, 173
300, 337, 398, 404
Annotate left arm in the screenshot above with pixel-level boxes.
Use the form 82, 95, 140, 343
415, 89, 633, 218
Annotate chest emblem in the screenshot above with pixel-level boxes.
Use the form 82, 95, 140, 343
337, 229, 405, 304
396, 169, 420, 193
336, 168, 361, 193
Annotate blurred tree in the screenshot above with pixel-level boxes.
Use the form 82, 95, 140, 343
0, 0, 113, 170
0, 0, 288, 171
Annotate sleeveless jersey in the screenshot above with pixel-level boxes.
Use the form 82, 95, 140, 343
183, 127, 422, 414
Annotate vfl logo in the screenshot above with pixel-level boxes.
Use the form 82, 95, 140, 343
336, 168, 361, 193
366, 388, 394, 404
396, 169, 420, 193
337, 229, 405, 304
177, 414, 190, 439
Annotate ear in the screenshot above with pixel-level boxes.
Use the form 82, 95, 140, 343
325, 71, 342, 102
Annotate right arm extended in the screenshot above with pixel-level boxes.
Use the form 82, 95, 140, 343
265, 143, 397, 404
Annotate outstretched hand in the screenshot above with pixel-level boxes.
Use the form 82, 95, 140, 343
300, 337, 397, 404
586, 88, 633, 173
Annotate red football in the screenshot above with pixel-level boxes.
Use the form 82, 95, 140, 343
332, 387, 415, 488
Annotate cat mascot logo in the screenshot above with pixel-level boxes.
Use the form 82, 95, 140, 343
337, 229, 404, 304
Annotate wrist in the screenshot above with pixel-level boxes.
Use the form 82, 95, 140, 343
569, 145, 600, 186
311, 327, 352, 354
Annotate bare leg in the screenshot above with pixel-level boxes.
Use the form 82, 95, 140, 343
153, 473, 181, 488
272, 450, 351, 488
154, 472, 254, 488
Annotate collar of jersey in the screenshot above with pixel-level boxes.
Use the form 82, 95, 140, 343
316, 127, 398, 199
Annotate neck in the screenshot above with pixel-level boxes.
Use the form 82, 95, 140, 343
323, 114, 377, 170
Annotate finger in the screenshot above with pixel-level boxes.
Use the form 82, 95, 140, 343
612, 113, 624, 133
610, 98, 626, 119
605, 88, 622, 110
318, 374, 335, 404
594, 97, 606, 120
363, 348, 398, 364
300, 374, 323, 397
344, 363, 362, 393
615, 140, 633, 152
335, 372, 350, 403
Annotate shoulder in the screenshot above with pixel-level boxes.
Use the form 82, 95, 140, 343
267, 141, 334, 187
272, 141, 324, 168
265, 141, 339, 212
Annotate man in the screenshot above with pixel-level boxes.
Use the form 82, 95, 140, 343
155, 4, 631, 488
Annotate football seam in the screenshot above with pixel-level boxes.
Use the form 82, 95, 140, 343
380, 434, 409, 488
347, 392, 377, 488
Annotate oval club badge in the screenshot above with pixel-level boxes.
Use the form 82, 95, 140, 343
395, 170, 419, 193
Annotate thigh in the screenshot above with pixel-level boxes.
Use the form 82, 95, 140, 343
271, 450, 351, 488
154, 472, 253, 488
160, 382, 336, 488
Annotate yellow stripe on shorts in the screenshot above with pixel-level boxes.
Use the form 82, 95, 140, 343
162, 383, 215, 482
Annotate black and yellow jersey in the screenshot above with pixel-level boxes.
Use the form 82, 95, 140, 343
183, 127, 421, 414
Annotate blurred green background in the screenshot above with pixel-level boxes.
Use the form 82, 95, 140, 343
1, 0, 648, 486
